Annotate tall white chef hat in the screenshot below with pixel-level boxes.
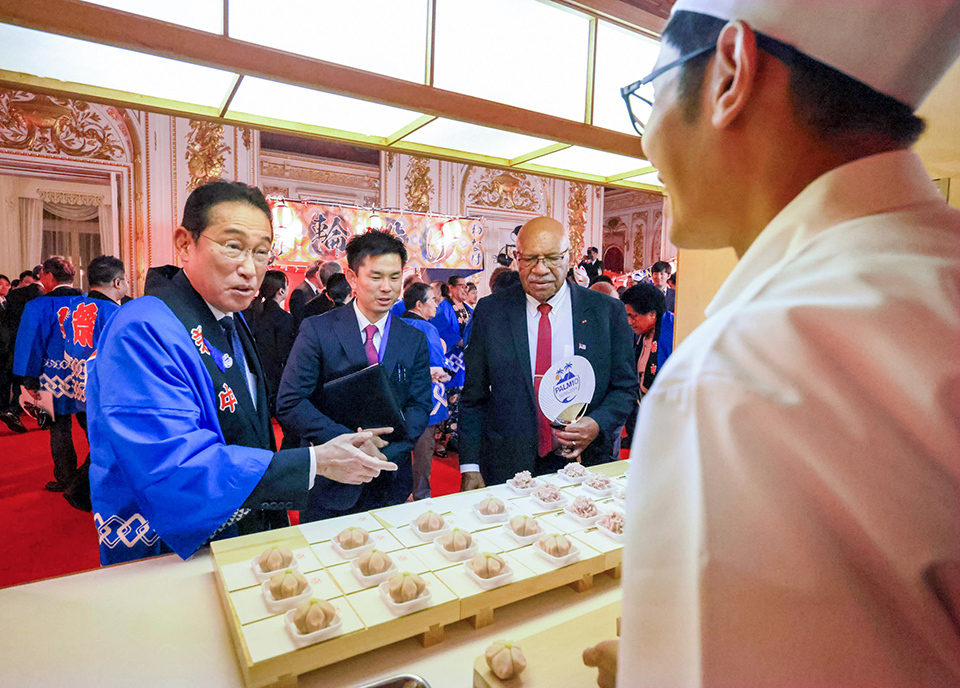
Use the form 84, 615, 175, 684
670, 0, 960, 109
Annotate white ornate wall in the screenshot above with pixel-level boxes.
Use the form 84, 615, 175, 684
259, 151, 379, 208
602, 188, 672, 273
0, 88, 259, 294
383, 153, 603, 294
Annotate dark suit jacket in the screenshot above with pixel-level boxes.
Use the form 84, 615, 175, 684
288, 280, 319, 325
6, 283, 43, 348
276, 305, 433, 513
302, 292, 339, 320
253, 300, 297, 414
460, 283, 638, 485
665, 287, 676, 313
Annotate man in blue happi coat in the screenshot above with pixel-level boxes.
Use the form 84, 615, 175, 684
88, 181, 394, 565
14, 257, 121, 509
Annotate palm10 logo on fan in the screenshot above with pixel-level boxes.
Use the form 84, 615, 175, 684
553, 363, 581, 404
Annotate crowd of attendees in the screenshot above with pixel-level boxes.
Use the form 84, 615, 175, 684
0, 239, 675, 512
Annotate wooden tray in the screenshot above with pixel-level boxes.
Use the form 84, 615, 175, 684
211, 460, 627, 688
472, 601, 622, 688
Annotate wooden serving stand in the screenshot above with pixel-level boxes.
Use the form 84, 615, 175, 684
211, 460, 629, 688
472, 601, 622, 688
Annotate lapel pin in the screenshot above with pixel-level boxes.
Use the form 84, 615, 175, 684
222, 353, 234, 369
578, 343, 587, 351
581, 319, 587, 324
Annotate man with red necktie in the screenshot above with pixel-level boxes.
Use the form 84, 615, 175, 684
459, 216, 637, 490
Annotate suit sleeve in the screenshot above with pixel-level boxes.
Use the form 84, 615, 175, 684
587, 298, 640, 441
275, 317, 355, 444
277, 310, 297, 370
13, 299, 48, 385
458, 298, 492, 469
289, 286, 307, 324
395, 330, 432, 451
89, 308, 309, 560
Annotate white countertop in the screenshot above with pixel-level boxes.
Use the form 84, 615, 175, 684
0, 550, 620, 688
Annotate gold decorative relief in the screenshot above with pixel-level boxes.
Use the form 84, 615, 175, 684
404, 156, 433, 213
0, 90, 123, 159
240, 127, 252, 150
604, 188, 663, 212
468, 169, 540, 211
567, 181, 587, 258
37, 190, 104, 206
633, 214, 647, 269
185, 120, 230, 191
262, 185, 289, 197
386, 151, 395, 172
261, 159, 379, 189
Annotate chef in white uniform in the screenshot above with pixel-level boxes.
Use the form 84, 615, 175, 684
583, 1, 960, 686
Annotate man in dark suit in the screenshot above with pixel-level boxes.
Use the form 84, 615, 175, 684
288, 259, 323, 324
0, 270, 44, 433
277, 230, 432, 520
460, 217, 638, 489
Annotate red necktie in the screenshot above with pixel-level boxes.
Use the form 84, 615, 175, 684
535, 303, 553, 456
363, 324, 379, 366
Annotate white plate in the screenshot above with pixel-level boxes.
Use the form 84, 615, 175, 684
377, 580, 433, 616
582, 482, 616, 498
530, 492, 569, 511
349, 557, 398, 586
260, 579, 314, 614
533, 540, 581, 567
506, 479, 542, 496
330, 538, 375, 560
408, 517, 450, 542
501, 520, 543, 545
471, 502, 509, 523
556, 469, 588, 484
284, 609, 343, 647
434, 537, 479, 562
250, 555, 300, 583
596, 523, 624, 542
463, 560, 514, 590
563, 505, 600, 527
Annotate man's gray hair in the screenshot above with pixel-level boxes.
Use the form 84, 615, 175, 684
318, 260, 343, 287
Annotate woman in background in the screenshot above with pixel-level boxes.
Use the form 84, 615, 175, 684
252, 270, 296, 420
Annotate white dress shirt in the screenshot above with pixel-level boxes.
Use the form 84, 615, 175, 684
353, 300, 389, 353
619, 149, 960, 686
461, 281, 575, 475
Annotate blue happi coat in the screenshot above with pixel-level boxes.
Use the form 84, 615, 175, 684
14, 293, 120, 415
89, 271, 311, 565
400, 311, 449, 426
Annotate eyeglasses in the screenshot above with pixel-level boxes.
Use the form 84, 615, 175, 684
200, 233, 272, 265
621, 33, 799, 136
620, 44, 715, 136
515, 248, 570, 269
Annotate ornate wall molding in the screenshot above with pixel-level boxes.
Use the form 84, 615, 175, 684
466, 169, 542, 212
261, 159, 378, 190
632, 212, 648, 269
567, 181, 588, 258
404, 156, 433, 213
184, 120, 230, 192
37, 189, 104, 206
0, 90, 125, 161
605, 188, 662, 212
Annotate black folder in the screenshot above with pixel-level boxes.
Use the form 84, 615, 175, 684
318, 364, 406, 438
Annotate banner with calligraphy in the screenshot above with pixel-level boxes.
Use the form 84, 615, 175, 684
268, 198, 484, 271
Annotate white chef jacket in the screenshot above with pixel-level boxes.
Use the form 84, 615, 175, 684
620, 149, 960, 687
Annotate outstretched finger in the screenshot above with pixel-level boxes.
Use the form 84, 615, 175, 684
355, 451, 398, 472
361, 426, 394, 437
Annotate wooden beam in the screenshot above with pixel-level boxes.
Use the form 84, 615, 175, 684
0, 0, 645, 159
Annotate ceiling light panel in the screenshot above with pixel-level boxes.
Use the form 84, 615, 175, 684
593, 21, 661, 134
522, 145, 647, 176
228, 77, 423, 137
433, 0, 590, 122
81, 0, 224, 33
402, 118, 555, 159
229, 0, 428, 83
0, 23, 236, 108
626, 171, 663, 186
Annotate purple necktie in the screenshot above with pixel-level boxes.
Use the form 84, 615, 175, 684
363, 324, 379, 366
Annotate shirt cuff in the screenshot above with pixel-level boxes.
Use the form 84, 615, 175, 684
308, 446, 317, 490
460, 463, 480, 474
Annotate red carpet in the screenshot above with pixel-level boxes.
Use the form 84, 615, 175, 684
0, 420, 461, 590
